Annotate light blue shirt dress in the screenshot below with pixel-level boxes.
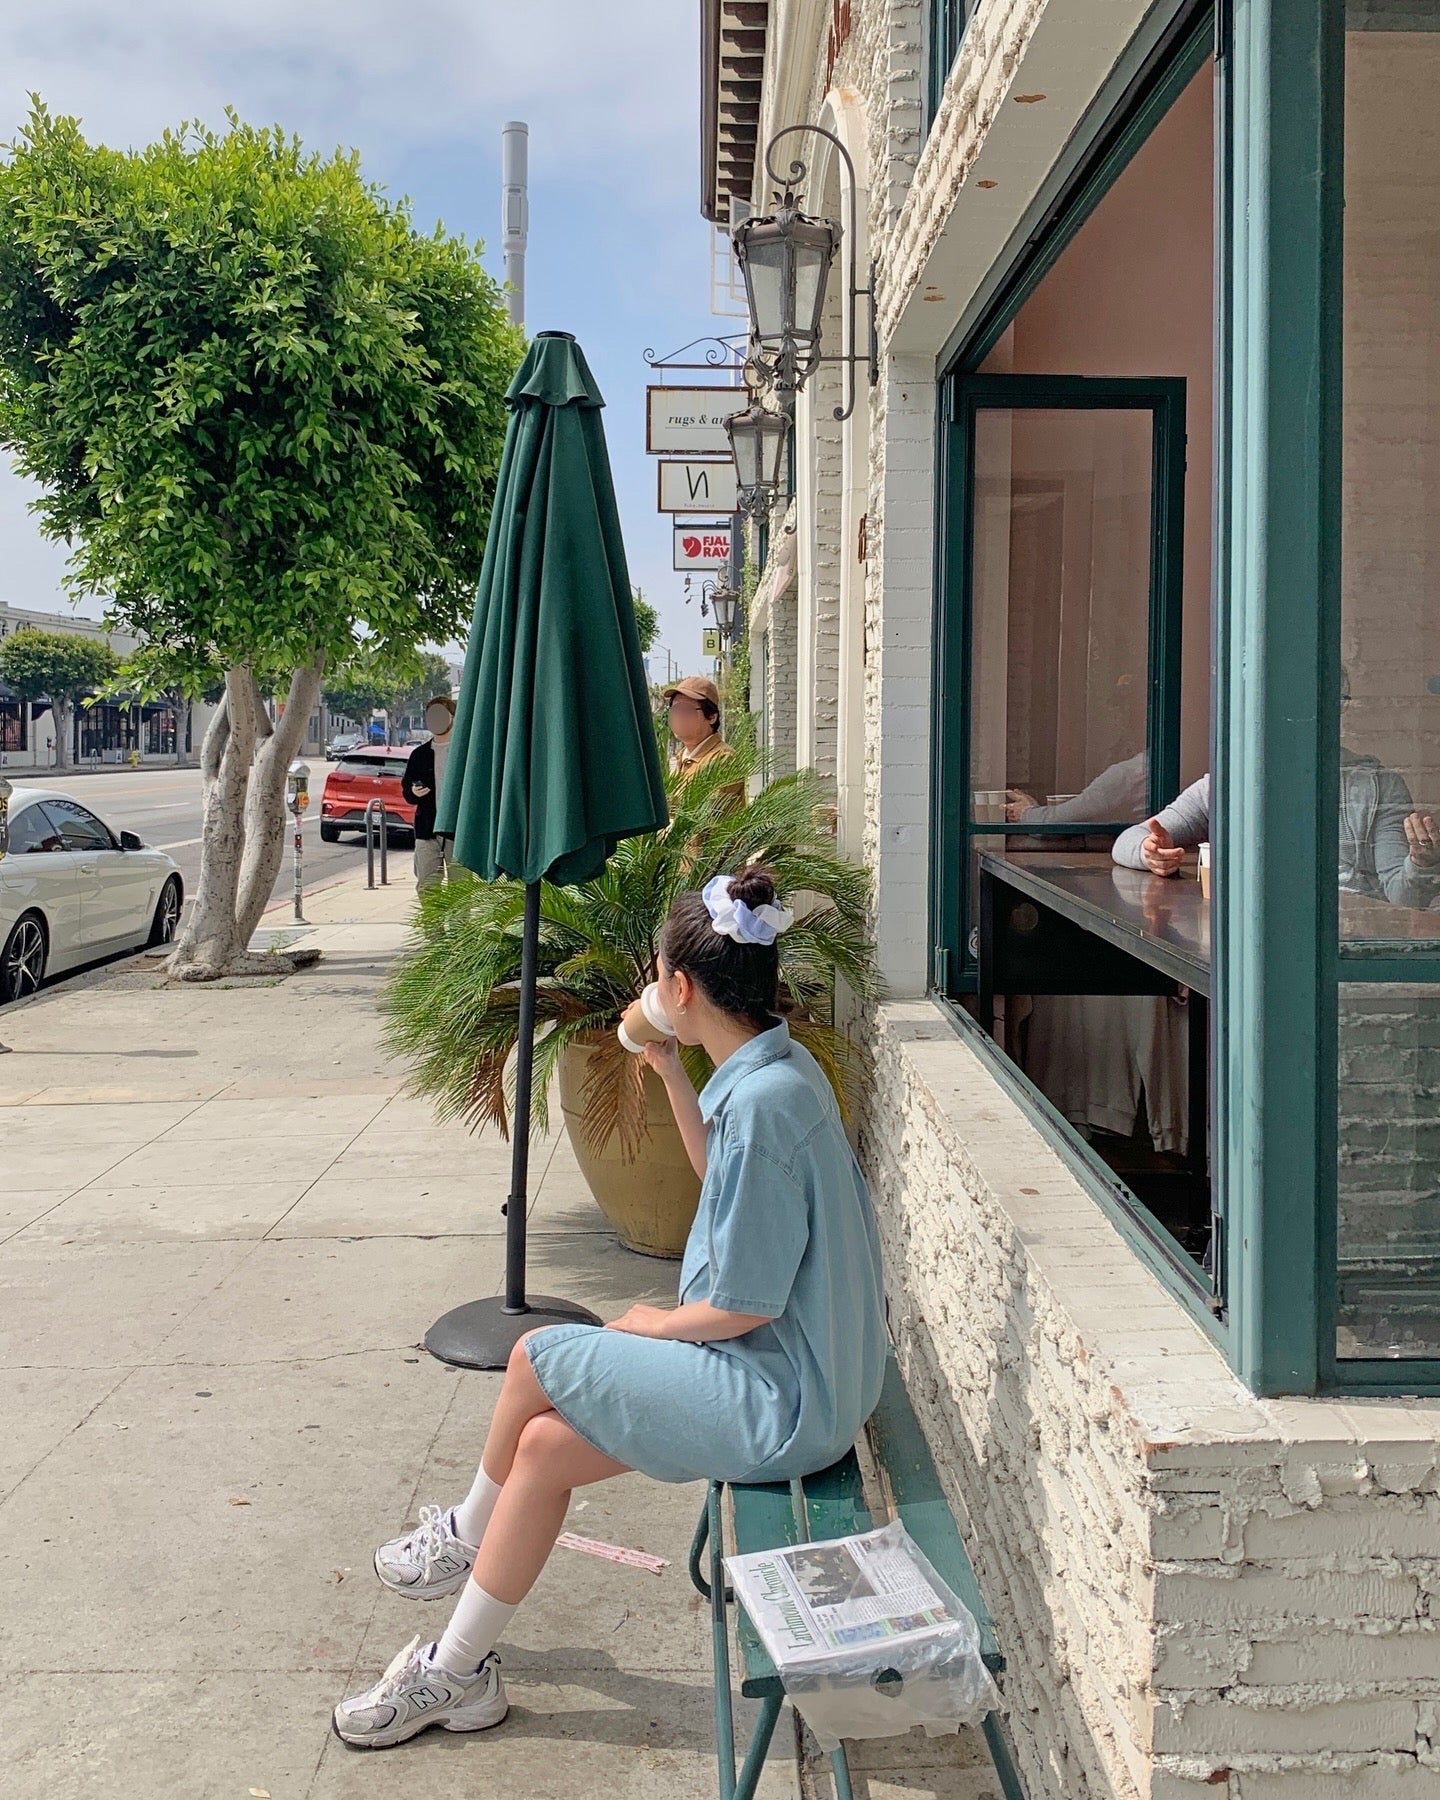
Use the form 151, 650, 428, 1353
525, 1019, 888, 1484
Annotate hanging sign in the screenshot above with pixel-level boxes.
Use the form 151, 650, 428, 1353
673, 523, 733, 572
646, 385, 749, 455
658, 459, 737, 513
702, 629, 723, 657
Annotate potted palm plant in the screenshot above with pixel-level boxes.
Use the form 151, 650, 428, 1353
381, 739, 876, 1256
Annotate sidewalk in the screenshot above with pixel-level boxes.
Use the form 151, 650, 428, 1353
0, 872, 795, 1800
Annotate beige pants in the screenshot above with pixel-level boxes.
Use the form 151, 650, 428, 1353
414, 835, 452, 892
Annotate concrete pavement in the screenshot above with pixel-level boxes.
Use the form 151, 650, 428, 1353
0, 872, 798, 1800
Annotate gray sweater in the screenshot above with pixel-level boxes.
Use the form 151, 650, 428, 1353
1111, 763, 1440, 909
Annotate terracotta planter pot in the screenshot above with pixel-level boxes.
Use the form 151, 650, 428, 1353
557, 1041, 701, 1258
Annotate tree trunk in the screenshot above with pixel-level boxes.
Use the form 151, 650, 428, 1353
166, 658, 325, 981
235, 658, 324, 943
167, 669, 256, 979
52, 699, 72, 771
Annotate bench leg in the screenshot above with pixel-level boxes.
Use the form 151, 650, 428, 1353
707, 1482, 740, 1800
689, 1492, 713, 1600
733, 1692, 783, 1800
982, 1711, 1029, 1800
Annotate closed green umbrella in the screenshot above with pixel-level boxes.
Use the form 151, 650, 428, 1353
426, 332, 670, 1370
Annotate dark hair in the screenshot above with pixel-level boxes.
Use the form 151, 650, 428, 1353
659, 866, 782, 1027
699, 698, 720, 729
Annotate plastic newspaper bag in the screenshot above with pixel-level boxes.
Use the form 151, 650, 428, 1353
724, 1519, 1002, 1751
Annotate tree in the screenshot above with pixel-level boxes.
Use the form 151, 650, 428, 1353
0, 106, 522, 977
0, 627, 118, 768
323, 646, 451, 741
631, 588, 660, 655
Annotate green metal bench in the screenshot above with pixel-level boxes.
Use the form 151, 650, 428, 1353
687, 1354, 1026, 1800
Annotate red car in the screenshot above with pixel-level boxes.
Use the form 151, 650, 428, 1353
319, 747, 417, 842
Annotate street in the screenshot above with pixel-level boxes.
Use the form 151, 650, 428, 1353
13, 764, 411, 918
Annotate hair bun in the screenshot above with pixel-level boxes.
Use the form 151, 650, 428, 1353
728, 864, 779, 911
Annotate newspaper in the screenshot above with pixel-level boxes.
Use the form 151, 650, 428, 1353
725, 1523, 956, 1671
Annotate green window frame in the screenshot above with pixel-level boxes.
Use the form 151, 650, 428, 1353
925, 0, 1440, 1394
927, 6, 1224, 1334
931, 374, 1187, 991
927, 0, 975, 129
1225, 0, 1440, 1395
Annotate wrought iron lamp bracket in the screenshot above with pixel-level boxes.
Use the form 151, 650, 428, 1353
749, 122, 878, 423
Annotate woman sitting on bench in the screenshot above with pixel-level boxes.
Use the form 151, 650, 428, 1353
333, 866, 889, 1749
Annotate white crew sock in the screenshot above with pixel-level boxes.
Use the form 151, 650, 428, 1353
452, 1466, 503, 1550
433, 1579, 516, 1676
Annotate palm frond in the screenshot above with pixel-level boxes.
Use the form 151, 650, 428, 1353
381, 742, 878, 1152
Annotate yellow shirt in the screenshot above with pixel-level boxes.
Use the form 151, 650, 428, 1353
672, 731, 730, 782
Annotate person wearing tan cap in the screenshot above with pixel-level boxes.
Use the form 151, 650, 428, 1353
664, 676, 731, 783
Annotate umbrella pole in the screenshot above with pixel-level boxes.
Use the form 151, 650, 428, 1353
503, 879, 542, 1311
424, 879, 602, 1371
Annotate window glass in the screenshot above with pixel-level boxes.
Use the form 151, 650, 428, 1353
39, 798, 114, 852
338, 755, 403, 780
1336, 2, 1440, 1358
1339, 983, 1440, 1360
1339, 3, 1440, 939
6, 803, 64, 854
969, 406, 1152, 833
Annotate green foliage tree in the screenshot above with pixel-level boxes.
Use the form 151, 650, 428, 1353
323, 646, 451, 741
630, 588, 660, 656
0, 627, 119, 768
0, 105, 522, 976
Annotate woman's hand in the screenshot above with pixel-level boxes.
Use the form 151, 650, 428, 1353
641, 1036, 682, 1078
410, 782, 432, 797
605, 1303, 673, 1338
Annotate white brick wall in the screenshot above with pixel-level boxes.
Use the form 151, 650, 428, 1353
861, 1002, 1440, 1800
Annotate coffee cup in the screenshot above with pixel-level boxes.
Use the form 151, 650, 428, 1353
973, 790, 1005, 824
1198, 841, 1212, 901
618, 981, 677, 1054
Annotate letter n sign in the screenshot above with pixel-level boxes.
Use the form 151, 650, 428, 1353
657, 460, 738, 513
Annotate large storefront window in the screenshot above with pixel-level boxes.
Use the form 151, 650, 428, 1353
1335, 1, 1440, 1361
934, 41, 1217, 1295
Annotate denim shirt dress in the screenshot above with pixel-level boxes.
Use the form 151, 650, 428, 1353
525, 1020, 888, 1484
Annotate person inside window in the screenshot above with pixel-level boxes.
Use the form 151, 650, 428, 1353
331, 867, 887, 1750
1113, 669, 1440, 905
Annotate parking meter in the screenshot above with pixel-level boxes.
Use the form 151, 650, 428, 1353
286, 760, 310, 922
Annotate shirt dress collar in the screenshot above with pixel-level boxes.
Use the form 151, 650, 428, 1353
699, 1017, 791, 1123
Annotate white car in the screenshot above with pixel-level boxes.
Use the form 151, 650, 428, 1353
0, 786, 184, 1003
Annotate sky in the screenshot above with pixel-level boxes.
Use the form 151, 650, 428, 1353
0, 0, 736, 676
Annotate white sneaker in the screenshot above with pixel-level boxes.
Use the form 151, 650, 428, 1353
332, 1636, 508, 1749
374, 1504, 477, 1600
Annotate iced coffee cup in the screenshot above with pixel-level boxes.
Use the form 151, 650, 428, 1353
618, 981, 677, 1054
1198, 841, 1212, 901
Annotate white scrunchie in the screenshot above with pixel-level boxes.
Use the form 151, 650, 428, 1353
702, 873, 794, 946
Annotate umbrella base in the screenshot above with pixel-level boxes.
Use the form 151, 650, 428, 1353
424, 1295, 602, 1371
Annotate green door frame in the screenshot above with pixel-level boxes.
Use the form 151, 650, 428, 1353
931, 373, 1187, 996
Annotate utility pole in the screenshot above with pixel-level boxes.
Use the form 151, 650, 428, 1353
502, 122, 529, 328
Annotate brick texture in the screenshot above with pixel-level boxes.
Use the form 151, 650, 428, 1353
857, 1003, 1440, 1800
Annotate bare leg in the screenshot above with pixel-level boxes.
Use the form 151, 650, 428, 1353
476, 1330, 562, 1485
471, 1411, 631, 1606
